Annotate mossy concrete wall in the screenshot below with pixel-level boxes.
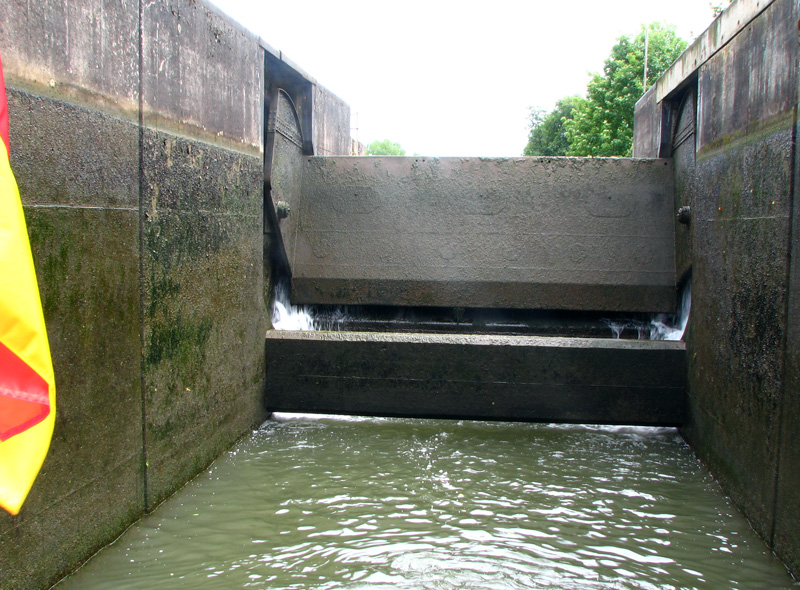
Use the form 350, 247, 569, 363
0, 1, 350, 588
634, 0, 800, 577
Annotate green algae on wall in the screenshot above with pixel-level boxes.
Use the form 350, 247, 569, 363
140, 127, 267, 509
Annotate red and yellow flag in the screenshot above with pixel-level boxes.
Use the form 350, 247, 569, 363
0, 51, 56, 515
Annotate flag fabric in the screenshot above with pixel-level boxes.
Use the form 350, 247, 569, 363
0, 51, 56, 516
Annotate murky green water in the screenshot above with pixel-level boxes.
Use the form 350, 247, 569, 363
60, 414, 795, 589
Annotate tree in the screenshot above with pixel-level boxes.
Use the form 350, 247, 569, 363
564, 23, 688, 157
366, 139, 406, 156
523, 96, 584, 156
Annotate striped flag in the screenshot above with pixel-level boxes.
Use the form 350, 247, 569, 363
0, 51, 56, 515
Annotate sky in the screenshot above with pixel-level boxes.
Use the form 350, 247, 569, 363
208, 0, 718, 157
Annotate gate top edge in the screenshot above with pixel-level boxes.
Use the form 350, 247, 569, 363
265, 330, 687, 351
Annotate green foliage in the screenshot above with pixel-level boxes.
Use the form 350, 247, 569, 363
564, 23, 688, 157
523, 96, 584, 156
710, 0, 732, 17
366, 139, 406, 156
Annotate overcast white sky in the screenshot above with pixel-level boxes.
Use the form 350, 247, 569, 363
209, 0, 717, 157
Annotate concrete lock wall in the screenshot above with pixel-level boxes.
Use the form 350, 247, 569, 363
2, 0, 799, 586
633, 0, 800, 577
0, 1, 350, 588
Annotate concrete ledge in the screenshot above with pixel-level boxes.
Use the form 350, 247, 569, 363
265, 331, 686, 426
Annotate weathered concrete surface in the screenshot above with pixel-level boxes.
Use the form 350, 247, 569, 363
684, 0, 796, 554
140, 0, 263, 151
140, 129, 266, 509
8, 90, 139, 208
776, 102, 800, 575
1, 0, 140, 118
313, 84, 351, 156
136, 0, 275, 513
652, 0, 776, 103
0, 0, 349, 585
285, 157, 676, 312
0, 92, 144, 590
634, 0, 781, 156
0, 0, 358, 586
265, 331, 686, 425
632, 86, 662, 158
635, 0, 800, 577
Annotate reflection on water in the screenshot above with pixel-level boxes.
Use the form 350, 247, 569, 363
60, 415, 794, 589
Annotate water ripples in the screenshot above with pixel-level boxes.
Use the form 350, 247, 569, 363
59, 415, 795, 589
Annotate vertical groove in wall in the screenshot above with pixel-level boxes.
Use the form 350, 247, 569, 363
264, 77, 276, 300
137, 0, 150, 514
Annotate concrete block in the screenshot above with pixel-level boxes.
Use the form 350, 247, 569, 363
0, 0, 140, 118
282, 156, 676, 312
0, 1, 292, 585
682, 139, 793, 542
141, 0, 263, 149
775, 259, 800, 570
313, 84, 351, 156
8, 90, 139, 208
0, 206, 143, 590
0, 457, 142, 590
696, 0, 796, 155
633, 86, 661, 158
141, 128, 267, 508
265, 331, 686, 426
